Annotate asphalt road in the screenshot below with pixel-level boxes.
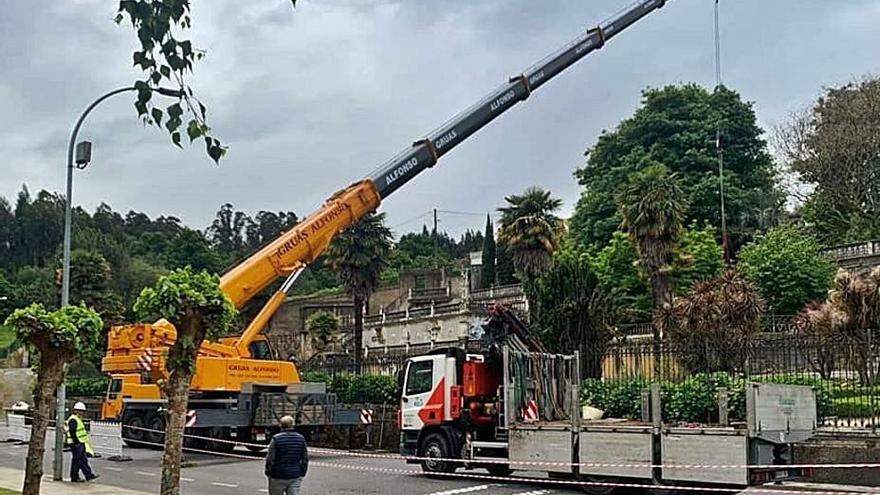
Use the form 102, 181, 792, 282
0, 442, 586, 495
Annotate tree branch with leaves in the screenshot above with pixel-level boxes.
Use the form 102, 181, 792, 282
116, 0, 227, 162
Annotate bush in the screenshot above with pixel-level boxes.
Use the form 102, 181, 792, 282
581, 372, 831, 423
832, 398, 880, 418
301, 372, 398, 405
65, 376, 110, 396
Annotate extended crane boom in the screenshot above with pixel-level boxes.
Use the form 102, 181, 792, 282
222, 0, 667, 351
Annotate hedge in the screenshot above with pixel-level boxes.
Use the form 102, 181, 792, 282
65, 376, 110, 396
302, 372, 398, 405
581, 373, 841, 423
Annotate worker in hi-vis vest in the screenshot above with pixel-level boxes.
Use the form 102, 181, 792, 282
66, 402, 99, 482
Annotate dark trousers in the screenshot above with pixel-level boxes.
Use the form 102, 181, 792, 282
70, 443, 94, 481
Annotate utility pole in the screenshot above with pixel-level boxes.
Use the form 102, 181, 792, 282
433, 208, 438, 269
714, 0, 731, 264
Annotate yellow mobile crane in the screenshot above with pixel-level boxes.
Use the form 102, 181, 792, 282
102, 0, 668, 449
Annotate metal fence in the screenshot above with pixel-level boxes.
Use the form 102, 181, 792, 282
304, 329, 880, 432
587, 330, 880, 430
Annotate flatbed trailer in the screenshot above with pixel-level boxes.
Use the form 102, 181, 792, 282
400, 310, 819, 491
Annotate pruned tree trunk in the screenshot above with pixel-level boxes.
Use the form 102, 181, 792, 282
23, 352, 66, 495
648, 264, 672, 379
160, 312, 203, 495
353, 295, 364, 374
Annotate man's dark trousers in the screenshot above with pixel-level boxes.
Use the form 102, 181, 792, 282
70, 443, 94, 482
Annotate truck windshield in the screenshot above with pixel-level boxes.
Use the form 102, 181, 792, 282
249, 341, 271, 360
107, 378, 123, 399
405, 360, 433, 396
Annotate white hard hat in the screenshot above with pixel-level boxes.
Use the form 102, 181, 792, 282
73, 402, 87, 412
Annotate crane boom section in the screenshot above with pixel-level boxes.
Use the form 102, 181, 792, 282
220, 180, 380, 308
369, 0, 666, 198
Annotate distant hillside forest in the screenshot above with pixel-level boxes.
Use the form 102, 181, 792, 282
0, 186, 499, 329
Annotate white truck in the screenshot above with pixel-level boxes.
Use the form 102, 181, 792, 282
399, 305, 818, 491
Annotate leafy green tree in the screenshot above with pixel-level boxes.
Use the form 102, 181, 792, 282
739, 227, 835, 315
617, 164, 687, 370
116, 0, 228, 162
208, 203, 250, 255
592, 225, 724, 323
133, 268, 237, 495
571, 84, 781, 251
495, 242, 517, 285
663, 270, 765, 373
325, 213, 392, 371
481, 215, 497, 288
5, 304, 102, 495
62, 250, 125, 322
11, 188, 65, 267
592, 231, 649, 322
11, 266, 57, 310
497, 187, 564, 314
245, 211, 298, 251
672, 223, 725, 294
778, 76, 880, 244
306, 310, 340, 353
534, 246, 616, 378
165, 228, 225, 273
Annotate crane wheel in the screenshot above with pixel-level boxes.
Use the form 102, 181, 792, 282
144, 412, 166, 448
419, 433, 457, 475
121, 410, 147, 447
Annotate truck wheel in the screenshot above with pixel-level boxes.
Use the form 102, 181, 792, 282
580, 476, 616, 495
203, 427, 236, 454
486, 464, 513, 477
419, 433, 456, 474
121, 410, 146, 447
144, 412, 166, 448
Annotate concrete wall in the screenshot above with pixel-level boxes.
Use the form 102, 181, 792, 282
795, 433, 880, 486
0, 368, 34, 407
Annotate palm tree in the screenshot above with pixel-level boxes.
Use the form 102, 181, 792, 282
497, 187, 565, 318
325, 212, 392, 371
617, 163, 687, 371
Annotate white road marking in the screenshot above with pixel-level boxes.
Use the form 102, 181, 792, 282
423, 485, 490, 495
136, 471, 157, 477
258, 490, 268, 493
181, 477, 195, 482
211, 482, 239, 488
510, 490, 553, 495
103, 466, 123, 472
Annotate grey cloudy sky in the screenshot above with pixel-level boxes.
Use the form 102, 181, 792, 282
1, 0, 878, 237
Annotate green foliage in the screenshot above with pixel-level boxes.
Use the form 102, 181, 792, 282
738, 227, 835, 315
581, 373, 833, 423
134, 267, 237, 340
326, 213, 393, 301
535, 245, 616, 377
571, 84, 781, 251
832, 398, 880, 418
481, 215, 496, 288
672, 224, 725, 294
4, 303, 102, 358
116, 0, 226, 162
497, 187, 564, 286
9, 266, 56, 310
591, 231, 650, 322
133, 267, 237, 374
302, 372, 398, 404
63, 250, 125, 324
781, 77, 880, 244
306, 310, 340, 352
65, 376, 110, 396
591, 225, 723, 323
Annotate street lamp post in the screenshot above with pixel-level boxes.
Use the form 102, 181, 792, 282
54, 85, 181, 480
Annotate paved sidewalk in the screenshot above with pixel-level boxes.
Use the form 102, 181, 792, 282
0, 467, 152, 494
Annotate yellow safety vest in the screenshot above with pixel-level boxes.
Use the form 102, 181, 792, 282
65, 414, 94, 456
